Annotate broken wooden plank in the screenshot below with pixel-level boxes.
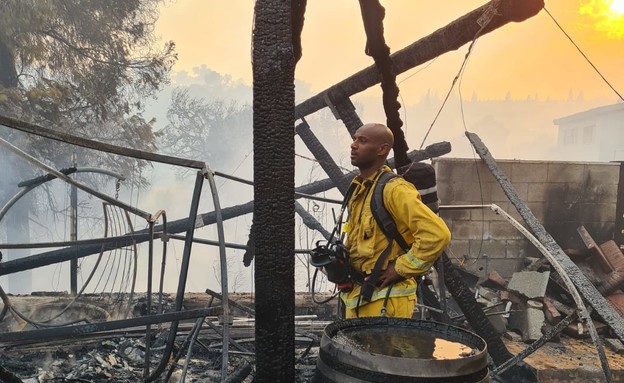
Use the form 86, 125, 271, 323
466, 131, 624, 343
577, 226, 614, 273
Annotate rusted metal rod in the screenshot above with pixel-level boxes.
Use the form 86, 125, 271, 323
295, 201, 332, 241
0, 137, 152, 221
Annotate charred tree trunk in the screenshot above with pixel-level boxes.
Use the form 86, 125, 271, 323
252, 1, 297, 381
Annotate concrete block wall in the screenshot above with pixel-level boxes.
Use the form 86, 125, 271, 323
433, 158, 619, 278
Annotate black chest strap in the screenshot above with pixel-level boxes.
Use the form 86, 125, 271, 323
360, 171, 411, 302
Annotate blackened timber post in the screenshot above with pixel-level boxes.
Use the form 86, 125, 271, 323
252, 0, 297, 381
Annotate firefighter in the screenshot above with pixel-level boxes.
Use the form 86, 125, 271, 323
343, 122, 451, 318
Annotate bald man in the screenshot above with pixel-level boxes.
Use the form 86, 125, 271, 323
341, 123, 451, 318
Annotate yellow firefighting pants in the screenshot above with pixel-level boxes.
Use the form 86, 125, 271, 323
344, 294, 416, 318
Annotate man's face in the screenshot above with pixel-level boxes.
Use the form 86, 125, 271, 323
350, 128, 383, 169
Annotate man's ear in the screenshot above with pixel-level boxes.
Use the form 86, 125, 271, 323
378, 143, 390, 156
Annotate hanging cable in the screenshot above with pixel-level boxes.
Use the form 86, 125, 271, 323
544, 7, 624, 102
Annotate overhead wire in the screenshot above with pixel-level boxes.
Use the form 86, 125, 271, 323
417, 28, 484, 151
397, 57, 440, 140
544, 7, 624, 102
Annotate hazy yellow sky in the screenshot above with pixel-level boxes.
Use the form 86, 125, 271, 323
155, 0, 624, 102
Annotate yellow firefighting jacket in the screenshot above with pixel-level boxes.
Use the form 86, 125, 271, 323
340, 165, 451, 310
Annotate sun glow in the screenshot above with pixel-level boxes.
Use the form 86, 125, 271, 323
580, 0, 624, 38
610, 0, 624, 14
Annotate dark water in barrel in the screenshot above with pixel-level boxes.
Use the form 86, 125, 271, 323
333, 327, 476, 359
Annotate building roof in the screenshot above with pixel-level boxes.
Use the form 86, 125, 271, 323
554, 102, 624, 126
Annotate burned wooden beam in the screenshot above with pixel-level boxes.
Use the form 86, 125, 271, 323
252, 0, 297, 379
331, 96, 362, 136
296, 119, 350, 195
294, 0, 544, 121
295, 201, 332, 241
491, 311, 579, 379
0, 114, 205, 169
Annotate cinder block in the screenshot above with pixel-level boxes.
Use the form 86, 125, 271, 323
527, 183, 548, 202
453, 181, 493, 203
490, 182, 511, 203
544, 201, 578, 222
490, 223, 525, 239
439, 160, 481, 183
508, 270, 551, 299
505, 240, 531, 259
447, 239, 470, 258
509, 300, 546, 342
440, 208, 471, 221
453, 220, 490, 240
547, 162, 587, 183
436, 181, 454, 201
469, 239, 507, 259
579, 202, 617, 222
461, 257, 522, 279
512, 162, 548, 183
585, 163, 619, 185
432, 158, 456, 183
472, 205, 507, 221
581, 183, 618, 203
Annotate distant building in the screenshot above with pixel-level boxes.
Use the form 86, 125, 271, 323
553, 102, 624, 162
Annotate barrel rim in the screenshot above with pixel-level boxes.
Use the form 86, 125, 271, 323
319, 318, 489, 378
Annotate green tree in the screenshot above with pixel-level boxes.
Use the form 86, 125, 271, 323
0, 0, 176, 193
0, 0, 176, 293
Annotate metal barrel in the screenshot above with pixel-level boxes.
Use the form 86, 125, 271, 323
313, 318, 489, 383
